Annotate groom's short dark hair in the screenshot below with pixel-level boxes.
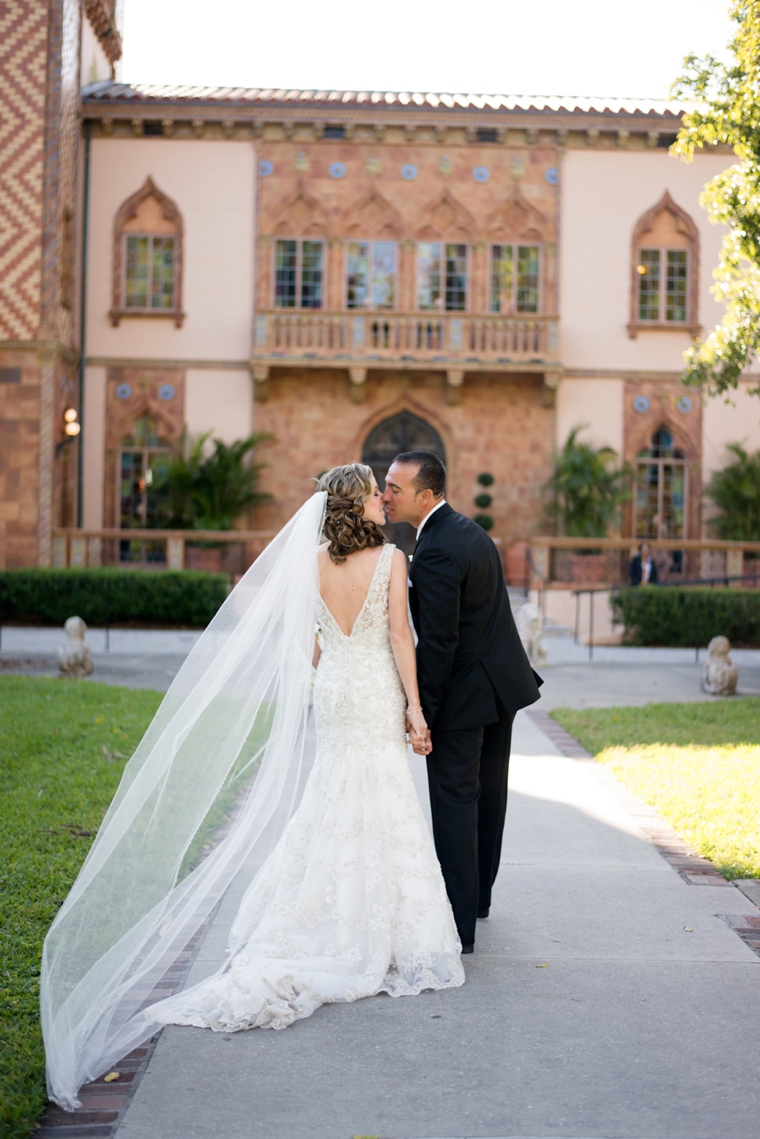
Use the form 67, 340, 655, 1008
394, 451, 446, 498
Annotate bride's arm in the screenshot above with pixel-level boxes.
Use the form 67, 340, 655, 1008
388, 548, 428, 750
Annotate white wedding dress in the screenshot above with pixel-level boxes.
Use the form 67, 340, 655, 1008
151, 542, 465, 1032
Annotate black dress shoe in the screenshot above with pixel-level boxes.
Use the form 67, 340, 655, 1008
461, 944, 474, 954
477, 908, 490, 919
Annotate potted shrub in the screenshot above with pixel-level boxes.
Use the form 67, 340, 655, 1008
543, 427, 630, 584
154, 432, 273, 570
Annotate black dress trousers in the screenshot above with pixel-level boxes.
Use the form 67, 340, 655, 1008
426, 708, 514, 947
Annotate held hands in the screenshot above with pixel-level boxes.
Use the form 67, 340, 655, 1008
406, 707, 432, 755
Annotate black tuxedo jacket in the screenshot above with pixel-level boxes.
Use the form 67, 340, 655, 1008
408, 503, 542, 731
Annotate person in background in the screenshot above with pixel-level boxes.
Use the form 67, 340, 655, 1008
629, 541, 658, 586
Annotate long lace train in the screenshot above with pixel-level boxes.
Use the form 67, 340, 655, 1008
151, 543, 464, 1032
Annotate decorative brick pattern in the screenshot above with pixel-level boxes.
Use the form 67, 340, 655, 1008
527, 709, 732, 886
254, 368, 553, 543
0, 1, 48, 340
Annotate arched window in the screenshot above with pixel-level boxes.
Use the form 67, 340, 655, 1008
111, 178, 184, 327
486, 190, 551, 315
119, 415, 172, 563
635, 427, 687, 539
628, 192, 700, 338
362, 411, 446, 554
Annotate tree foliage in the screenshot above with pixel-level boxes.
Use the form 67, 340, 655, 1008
672, 1, 760, 395
544, 426, 630, 538
155, 432, 273, 531
704, 442, 760, 539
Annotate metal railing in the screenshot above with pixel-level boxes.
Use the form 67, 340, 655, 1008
570, 573, 760, 662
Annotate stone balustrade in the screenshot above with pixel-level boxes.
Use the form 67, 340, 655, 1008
253, 310, 559, 365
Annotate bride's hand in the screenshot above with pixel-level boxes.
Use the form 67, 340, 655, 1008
407, 708, 430, 754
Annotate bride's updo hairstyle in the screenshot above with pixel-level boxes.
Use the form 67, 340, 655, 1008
317, 463, 386, 565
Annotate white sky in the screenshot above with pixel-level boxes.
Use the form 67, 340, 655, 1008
121, 0, 733, 99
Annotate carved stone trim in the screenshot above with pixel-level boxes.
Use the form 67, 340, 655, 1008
84, 0, 122, 63
628, 191, 700, 339
111, 177, 184, 327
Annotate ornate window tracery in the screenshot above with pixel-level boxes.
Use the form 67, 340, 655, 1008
628, 192, 700, 338
635, 426, 687, 539
111, 178, 184, 327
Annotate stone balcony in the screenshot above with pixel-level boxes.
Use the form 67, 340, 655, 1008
251, 310, 561, 400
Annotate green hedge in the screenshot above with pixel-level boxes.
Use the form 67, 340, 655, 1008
611, 586, 760, 647
0, 568, 229, 628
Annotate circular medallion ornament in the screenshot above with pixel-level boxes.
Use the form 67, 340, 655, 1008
115, 383, 132, 401
158, 384, 175, 402
258, 160, 273, 178
677, 395, 693, 413
472, 166, 490, 183
400, 164, 418, 181
329, 162, 346, 179
545, 167, 559, 185
633, 395, 650, 413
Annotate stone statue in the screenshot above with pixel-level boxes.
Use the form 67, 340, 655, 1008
700, 635, 737, 696
516, 601, 548, 669
58, 616, 94, 678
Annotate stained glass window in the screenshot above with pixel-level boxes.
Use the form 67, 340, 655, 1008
274, 240, 297, 307
638, 248, 688, 323
637, 249, 660, 321
516, 245, 539, 313
445, 244, 467, 311
346, 242, 396, 309
490, 245, 513, 312
417, 243, 442, 310
635, 427, 687, 539
490, 245, 540, 313
124, 235, 175, 310
418, 243, 467, 311
274, 239, 323, 309
666, 250, 688, 322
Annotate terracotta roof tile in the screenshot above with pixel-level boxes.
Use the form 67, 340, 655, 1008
81, 82, 684, 117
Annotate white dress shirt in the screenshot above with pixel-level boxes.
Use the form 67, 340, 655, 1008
416, 499, 447, 540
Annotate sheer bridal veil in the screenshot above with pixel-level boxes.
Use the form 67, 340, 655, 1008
41, 492, 327, 1109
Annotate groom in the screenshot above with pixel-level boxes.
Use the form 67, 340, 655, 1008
382, 451, 542, 953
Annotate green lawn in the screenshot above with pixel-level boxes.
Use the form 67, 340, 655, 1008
0, 676, 161, 1139
551, 700, 760, 880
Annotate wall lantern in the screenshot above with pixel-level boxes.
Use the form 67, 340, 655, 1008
64, 408, 81, 436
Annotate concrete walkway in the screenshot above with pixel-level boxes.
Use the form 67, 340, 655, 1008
3, 625, 760, 704
110, 711, 760, 1139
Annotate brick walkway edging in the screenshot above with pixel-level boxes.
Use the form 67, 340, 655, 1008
527, 708, 760, 959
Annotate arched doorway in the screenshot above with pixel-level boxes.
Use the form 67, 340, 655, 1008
635, 426, 687, 540
635, 425, 687, 576
362, 411, 446, 554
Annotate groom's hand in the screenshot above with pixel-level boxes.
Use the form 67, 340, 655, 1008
412, 728, 432, 756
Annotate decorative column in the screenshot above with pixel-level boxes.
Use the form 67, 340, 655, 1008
399, 240, 416, 312
471, 242, 488, 313
327, 239, 344, 310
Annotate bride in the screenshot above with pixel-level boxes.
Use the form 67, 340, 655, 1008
41, 463, 464, 1109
